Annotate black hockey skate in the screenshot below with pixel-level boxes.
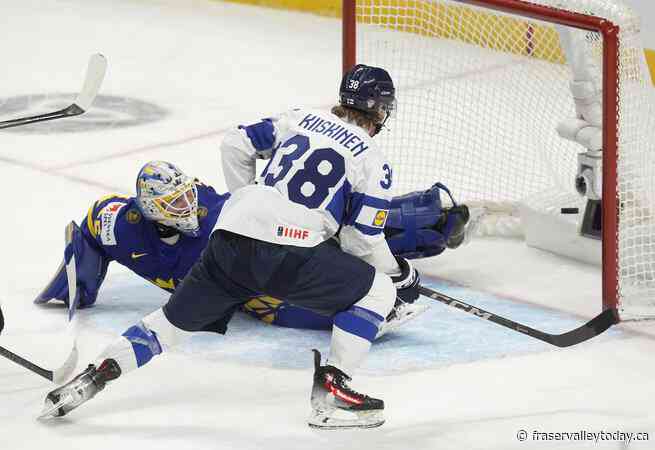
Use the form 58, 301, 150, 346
39, 359, 121, 419
308, 349, 384, 430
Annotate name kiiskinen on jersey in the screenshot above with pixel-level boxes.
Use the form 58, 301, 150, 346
298, 113, 369, 156
216, 108, 393, 254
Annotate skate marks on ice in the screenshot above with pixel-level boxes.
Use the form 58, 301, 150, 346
86, 272, 622, 375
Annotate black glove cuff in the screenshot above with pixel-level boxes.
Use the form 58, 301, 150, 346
391, 256, 412, 285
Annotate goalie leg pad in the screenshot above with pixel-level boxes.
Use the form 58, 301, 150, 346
35, 221, 109, 308
241, 296, 334, 330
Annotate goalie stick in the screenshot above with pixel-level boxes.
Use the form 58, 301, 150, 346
0, 53, 107, 130
0, 224, 80, 383
418, 285, 618, 347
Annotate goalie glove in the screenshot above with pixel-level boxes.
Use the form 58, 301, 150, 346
34, 221, 109, 308
439, 204, 470, 250
384, 182, 470, 258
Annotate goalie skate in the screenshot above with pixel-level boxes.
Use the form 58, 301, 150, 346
308, 350, 385, 430
376, 301, 429, 338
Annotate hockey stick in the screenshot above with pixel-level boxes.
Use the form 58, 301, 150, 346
0, 304, 78, 383
0, 343, 77, 383
0, 53, 107, 130
418, 285, 618, 347
0, 223, 81, 383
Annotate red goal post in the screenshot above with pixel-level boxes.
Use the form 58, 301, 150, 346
342, 0, 627, 315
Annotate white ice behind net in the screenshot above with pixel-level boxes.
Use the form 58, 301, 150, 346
355, 0, 655, 317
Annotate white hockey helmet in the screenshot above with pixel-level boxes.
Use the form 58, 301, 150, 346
136, 161, 200, 237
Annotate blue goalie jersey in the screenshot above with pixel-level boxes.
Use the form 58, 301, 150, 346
36, 180, 333, 329
81, 183, 228, 293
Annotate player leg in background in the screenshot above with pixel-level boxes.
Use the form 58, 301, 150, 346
241, 295, 335, 330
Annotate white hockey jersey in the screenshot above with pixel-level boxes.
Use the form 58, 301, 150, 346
217, 108, 398, 272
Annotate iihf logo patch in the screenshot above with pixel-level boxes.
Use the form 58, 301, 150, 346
276, 225, 309, 240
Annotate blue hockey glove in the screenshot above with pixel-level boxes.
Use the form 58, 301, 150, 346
34, 221, 109, 308
384, 182, 470, 259
391, 256, 420, 305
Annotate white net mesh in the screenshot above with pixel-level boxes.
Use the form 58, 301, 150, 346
354, 0, 655, 318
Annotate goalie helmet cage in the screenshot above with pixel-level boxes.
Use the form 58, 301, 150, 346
342, 0, 655, 320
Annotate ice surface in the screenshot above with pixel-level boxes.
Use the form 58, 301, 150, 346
1, 1, 655, 449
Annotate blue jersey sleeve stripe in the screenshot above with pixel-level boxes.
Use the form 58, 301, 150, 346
345, 192, 365, 226
239, 119, 275, 152
362, 195, 390, 210
354, 223, 384, 236
349, 193, 390, 213
345, 192, 390, 226
325, 180, 351, 224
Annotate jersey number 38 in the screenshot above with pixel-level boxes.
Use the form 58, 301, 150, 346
260, 134, 345, 209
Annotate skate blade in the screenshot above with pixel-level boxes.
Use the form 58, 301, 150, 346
308, 409, 385, 430
37, 394, 73, 420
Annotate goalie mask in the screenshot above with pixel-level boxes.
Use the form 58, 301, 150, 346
136, 161, 200, 237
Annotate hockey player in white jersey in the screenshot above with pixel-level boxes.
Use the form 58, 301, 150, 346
220, 65, 424, 336
39, 65, 462, 430
218, 64, 417, 427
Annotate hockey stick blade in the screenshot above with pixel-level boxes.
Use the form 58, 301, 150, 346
52, 343, 78, 384
0, 297, 78, 382
0, 343, 77, 383
418, 285, 618, 347
0, 53, 107, 130
73, 53, 107, 111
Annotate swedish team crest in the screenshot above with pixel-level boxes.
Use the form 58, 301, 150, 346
126, 209, 142, 224
198, 206, 208, 220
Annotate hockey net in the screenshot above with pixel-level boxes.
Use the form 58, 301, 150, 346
343, 0, 655, 319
